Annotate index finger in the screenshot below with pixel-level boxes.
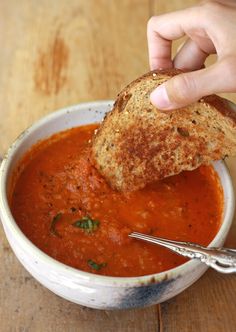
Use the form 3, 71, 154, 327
147, 8, 199, 70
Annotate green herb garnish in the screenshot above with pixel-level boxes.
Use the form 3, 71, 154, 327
87, 259, 107, 271
50, 213, 62, 237
72, 216, 100, 233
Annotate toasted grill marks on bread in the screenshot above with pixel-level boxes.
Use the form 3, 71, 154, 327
92, 69, 236, 191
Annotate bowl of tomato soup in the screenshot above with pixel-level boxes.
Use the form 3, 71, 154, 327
0, 101, 234, 309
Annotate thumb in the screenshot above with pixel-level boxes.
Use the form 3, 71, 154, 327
150, 61, 235, 110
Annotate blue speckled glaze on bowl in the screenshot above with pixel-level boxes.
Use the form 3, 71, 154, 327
0, 101, 234, 310
118, 277, 176, 309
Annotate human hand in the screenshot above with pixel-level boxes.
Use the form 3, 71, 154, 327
147, 0, 236, 110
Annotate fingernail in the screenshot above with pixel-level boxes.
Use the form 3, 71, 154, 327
150, 84, 171, 110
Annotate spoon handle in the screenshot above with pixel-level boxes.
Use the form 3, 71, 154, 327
129, 232, 236, 274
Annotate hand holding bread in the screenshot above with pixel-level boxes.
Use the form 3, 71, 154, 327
92, 1, 236, 192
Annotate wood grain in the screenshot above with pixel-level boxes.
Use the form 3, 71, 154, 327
0, 0, 149, 155
161, 270, 236, 332
0, 1, 236, 331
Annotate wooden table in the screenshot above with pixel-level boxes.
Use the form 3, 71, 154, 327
0, 1, 236, 331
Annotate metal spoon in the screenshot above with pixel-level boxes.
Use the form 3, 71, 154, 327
129, 232, 236, 273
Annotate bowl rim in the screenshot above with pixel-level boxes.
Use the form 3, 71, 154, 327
0, 100, 235, 287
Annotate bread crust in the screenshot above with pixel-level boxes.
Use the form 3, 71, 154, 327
92, 69, 236, 191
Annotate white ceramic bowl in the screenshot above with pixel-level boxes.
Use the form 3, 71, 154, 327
0, 101, 235, 310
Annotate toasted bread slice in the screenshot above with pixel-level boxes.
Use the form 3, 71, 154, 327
92, 69, 236, 191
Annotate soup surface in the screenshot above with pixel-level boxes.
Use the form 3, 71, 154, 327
11, 124, 223, 277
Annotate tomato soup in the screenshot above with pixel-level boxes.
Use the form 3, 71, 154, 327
10, 124, 223, 277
